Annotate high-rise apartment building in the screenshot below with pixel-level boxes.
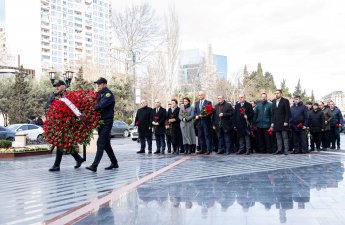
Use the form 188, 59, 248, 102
4, 0, 111, 77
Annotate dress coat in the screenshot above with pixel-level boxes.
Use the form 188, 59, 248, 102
151, 107, 167, 135
167, 107, 182, 146
135, 106, 153, 136
212, 101, 234, 131
178, 105, 196, 145
234, 101, 254, 137
271, 97, 291, 132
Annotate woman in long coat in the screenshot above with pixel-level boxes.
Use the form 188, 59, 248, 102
168, 99, 183, 154
178, 97, 196, 154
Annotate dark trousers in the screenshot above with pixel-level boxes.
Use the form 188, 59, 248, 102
321, 130, 330, 148
238, 134, 251, 152
92, 119, 117, 167
139, 132, 152, 152
217, 128, 234, 153
309, 132, 315, 150
54, 148, 83, 167
166, 134, 172, 153
155, 133, 166, 152
276, 131, 289, 153
197, 121, 212, 152
257, 128, 272, 153
292, 130, 308, 153
330, 126, 340, 148
310, 132, 322, 149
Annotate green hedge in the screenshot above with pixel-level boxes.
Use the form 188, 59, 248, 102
0, 146, 49, 153
0, 140, 12, 148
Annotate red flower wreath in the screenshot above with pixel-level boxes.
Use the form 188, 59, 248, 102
43, 90, 101, 151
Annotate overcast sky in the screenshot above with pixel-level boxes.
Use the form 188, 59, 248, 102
112, 0, 345, 99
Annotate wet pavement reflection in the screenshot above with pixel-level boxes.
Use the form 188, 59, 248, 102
76, 161, 345, 225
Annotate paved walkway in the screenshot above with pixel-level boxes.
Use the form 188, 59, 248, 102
0, 138, 345, 225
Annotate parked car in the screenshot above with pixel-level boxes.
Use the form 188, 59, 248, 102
111, 120, 130, 138
0, 126, 16, 141
7, 124, 44, 142
130, 127, 139, 141
130, 127, 155, 141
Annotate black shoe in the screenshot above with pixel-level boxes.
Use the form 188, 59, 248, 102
137, 150, 145, 154
291, 151, 299, 154
167, 150, 171, 153
105, 163, 119, 170
153, 151, 160, 154
196, 151, 205, 154
337, 146, 340, 150
245, 151, 251, 155
316, 148, 321, 152
236, 150, 246, 155
322, 148, 327, 151
74, 161, 83, 169
204, 151, 211, 155
330, 147, 336, 149
86, 165, 97, 172
217, 151, 225, 154
273, 151, 282, 155
49, 165, 60, 172
284, 152, 288, 155
148, 150, 152, 154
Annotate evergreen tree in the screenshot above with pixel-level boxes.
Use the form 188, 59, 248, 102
8, 71, 32, 124
243, 64, 249, 77
108, 76, 134, 121
257, 62, 263, 77
293, 79, 303, 98
263, 72, 276, 91
310, 90, 315, 103
0, 78, 14, 126
280, 79, 291, 97
71, 67, 93, 90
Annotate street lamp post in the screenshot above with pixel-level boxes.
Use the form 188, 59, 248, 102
49, 70, 56, 85
63, 69, 74, 88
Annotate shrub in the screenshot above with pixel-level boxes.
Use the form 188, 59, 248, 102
0, 140, 12, 148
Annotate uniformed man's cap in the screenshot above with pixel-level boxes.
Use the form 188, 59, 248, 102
94, 77, 107, 84
53, 80, 66, 87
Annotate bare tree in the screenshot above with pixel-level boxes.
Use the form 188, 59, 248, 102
111, 3, 163, 72
164, 5, 180, 102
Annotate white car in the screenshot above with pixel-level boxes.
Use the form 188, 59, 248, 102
7, 124, 44, 142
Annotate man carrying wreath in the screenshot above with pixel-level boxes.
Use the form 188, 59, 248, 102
47, 80, 84, 172
86, 77, 119, 172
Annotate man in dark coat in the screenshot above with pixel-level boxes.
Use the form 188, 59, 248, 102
253, 93, 273, 154
329, 101, 343, 149
290, 96, 309, 154
234, 94, 254, 155
135, 100, 153, 154
319, 101, 333, 150
194, 91, 213, 155
47, 80, 84, 172
151, 99, 167, 154
167, 99, 183, 154
212, 95, 234, 154
271, 89, 291, 155
86, 77, 118, 172
307, 103, 325, 151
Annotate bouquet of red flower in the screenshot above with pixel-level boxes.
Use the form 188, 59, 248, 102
239, 107, 250, 127
336, 124, 341, 127
135, 121, 139, 126
267, 128, 273, 136
297, 122, 303, 128
201, 104, 214, 117
153, 116, 159, 122
43, 90, 101, 151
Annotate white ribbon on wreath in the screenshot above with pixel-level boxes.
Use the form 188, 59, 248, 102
60, 97, 82, 117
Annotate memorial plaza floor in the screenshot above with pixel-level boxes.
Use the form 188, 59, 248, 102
1, 136, 345, 225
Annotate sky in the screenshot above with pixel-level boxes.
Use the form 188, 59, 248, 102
112, 0, 345, 99
0, 0, 4, 26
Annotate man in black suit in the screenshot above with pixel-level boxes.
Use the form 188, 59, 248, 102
271, 89, 291, 155
135, 100, 153, 154
212, 95, 235, 154
151, 99, 167, 154
194, 91, 213, 155
234, 94, 254, 155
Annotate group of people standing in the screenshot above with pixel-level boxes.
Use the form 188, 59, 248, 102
135, 89, 344, 155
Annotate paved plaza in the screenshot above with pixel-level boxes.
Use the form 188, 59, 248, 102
1, 137, 345, 225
